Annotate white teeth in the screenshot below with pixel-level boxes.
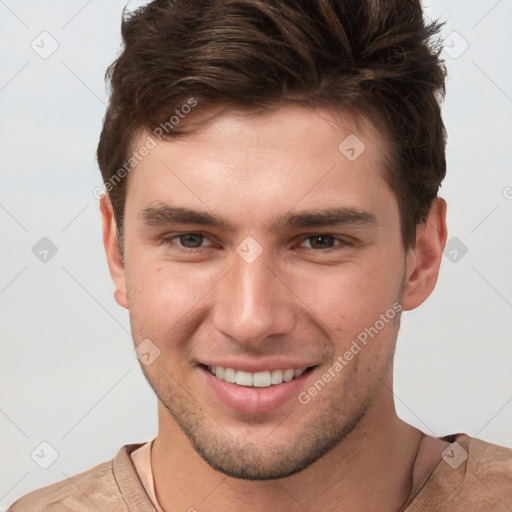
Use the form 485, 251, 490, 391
271, 369, 283, 384
224, 367, 236, 383
252, 371, 272, 387
235, 370, 253, 386
207, 365, 308, 387
283, 369, 294, 382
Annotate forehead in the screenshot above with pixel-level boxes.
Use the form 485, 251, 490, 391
124, 104, 394, 225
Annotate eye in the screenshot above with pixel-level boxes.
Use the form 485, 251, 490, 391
164, 233, 213, 250
299, 234, 350, 250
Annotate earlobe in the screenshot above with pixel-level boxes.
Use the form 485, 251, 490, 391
99, 195, 129, 309
401, 198, 447, 311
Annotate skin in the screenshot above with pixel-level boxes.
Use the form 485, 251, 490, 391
101, 104, 448, 511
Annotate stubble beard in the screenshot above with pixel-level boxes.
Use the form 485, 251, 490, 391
141, 351, 393, 481
135, 269, 404, 480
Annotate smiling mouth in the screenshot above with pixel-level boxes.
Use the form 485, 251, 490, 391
203, 364, 315, 388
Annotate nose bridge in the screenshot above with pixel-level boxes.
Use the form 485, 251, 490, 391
213, 250, 295, 345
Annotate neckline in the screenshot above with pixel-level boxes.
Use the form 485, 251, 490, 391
127, 434, 464, 512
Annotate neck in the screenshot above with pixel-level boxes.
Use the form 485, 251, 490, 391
151, 385, 424, 512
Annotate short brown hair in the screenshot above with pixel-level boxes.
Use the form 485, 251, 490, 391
97, 0, 446, 250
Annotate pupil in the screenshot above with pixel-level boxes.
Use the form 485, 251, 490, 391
181, 234, 203, 248
311, 235, 333, 249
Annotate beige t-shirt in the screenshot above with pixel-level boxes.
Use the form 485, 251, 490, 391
8, 433, 512, 511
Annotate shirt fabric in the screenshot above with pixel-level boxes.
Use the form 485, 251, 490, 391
7, 433, 512, 511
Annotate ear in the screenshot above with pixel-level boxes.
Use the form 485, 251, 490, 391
401, 197, 447, 311
100, 195, 128, 309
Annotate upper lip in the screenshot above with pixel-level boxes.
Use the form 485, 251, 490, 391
199, 359, 317, 373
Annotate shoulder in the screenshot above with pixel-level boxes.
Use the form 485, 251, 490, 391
457, 433, 512, 489
409, 433, 512, 511
7, 444, 143, 512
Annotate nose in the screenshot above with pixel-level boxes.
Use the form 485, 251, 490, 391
212, 249, 296, 348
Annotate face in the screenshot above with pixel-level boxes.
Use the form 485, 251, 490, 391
104, 104, 420, 480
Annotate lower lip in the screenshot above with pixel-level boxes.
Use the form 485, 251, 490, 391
199, 366, 314, 415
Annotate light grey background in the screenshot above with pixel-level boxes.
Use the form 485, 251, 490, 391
1, 0, 511, 508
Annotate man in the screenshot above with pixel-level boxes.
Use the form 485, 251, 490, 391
9, 0, 511, 510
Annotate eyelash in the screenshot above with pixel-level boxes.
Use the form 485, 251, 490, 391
161, 233, 353, 253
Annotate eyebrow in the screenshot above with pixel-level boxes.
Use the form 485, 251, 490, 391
140, 204, 378, 233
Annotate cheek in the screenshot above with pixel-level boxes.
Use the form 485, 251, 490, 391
125, 259, 218, 338
124, 240, 404, 356
289, 258, 403, 333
